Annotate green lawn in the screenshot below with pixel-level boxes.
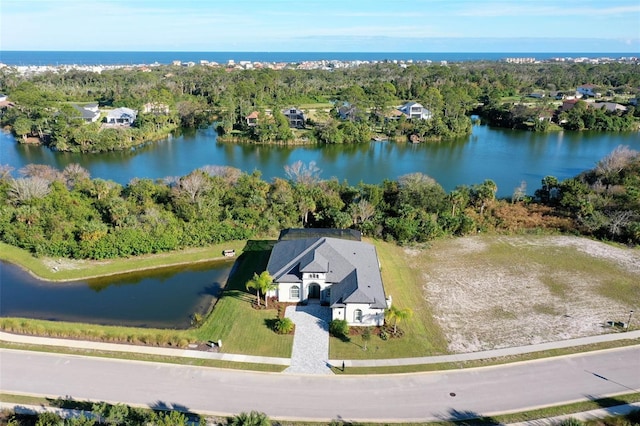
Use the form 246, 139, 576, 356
329, 239, 449, 360
191, 240, 293, 357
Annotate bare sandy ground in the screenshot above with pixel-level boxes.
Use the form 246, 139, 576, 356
416, 236, 640, 353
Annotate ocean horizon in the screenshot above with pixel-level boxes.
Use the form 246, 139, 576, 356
0, 50, 634, 66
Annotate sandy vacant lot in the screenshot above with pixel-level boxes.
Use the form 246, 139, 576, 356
415, 235, 640, 353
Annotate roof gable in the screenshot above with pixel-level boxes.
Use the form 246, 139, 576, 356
267, 233, 387, 309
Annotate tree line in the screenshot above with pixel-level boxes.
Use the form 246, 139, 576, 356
1, 61, 638, 151
1, 146, 638, 260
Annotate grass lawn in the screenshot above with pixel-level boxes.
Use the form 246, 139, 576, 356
190, 239, 293, 357
329, 239, 449, 360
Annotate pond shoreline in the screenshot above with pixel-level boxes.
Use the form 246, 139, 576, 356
0, 241, 245, 283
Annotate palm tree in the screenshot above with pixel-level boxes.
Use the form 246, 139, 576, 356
262, 278, 278, 308
245, 271, 275, 308
385, 305, 414, 335
229, 411, 271, 426
245, 273, 263, 307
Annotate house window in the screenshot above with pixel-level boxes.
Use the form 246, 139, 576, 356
354, 309, 363, 323
290, 286, 300, 299
309, 273, 319, 279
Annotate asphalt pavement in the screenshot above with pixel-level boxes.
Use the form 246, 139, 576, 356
2, 346, 639, 422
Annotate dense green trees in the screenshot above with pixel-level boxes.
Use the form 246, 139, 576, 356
1, 146, 638, 260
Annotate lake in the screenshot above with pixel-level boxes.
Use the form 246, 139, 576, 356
0, 260, 233, 329
2, 124, 639, 197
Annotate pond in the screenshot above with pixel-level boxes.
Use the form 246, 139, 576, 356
2, 124, 639, 197
0, 260, 233, 329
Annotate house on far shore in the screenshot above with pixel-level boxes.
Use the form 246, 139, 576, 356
577, 84, 601, 98
142, 102, 170, 114
106, 107, 137, 125
245, 111, 259, 127
337, 104, 360, 121
73, 103, 101, 123
592, 102, 628, 113
266, 228, 391, 326
398, 101, 432, 120
282, 107, 305, 128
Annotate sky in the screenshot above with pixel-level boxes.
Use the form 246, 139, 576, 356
1, 0, 639, 52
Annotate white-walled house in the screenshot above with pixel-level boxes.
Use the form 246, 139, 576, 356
266, 229, 390, 326
577, 84, 600, 98
106, 107, 137, 125
398, 101, 432, 120
73, 103, 100, 123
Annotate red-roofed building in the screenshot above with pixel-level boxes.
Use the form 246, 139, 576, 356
245, 111, 259, 127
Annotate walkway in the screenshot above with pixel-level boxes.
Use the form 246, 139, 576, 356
1, 330, 639, 369
283, 302, 333, 374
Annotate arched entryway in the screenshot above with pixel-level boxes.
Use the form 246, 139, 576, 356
308, 283, 320, 299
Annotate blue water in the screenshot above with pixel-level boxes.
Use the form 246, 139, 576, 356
0, 260, 233, 328
0, 51, 628, 66
3, 125, 640, 198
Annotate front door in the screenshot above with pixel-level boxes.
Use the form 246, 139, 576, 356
308, 283, 320, 299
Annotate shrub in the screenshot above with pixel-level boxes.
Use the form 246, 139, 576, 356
379, 329, 388, 340
329, 319, 349, 339
274, 317, 294, 334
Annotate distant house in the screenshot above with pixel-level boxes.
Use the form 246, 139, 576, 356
73, 103, 101, 123
282, 107, 305, 128
398, 102, 432, 120
142, 102, 170, 114
266, 228, 390, 326
592, 102, 628, 113
106, 107, 137, 125
0, 94, 8, 102
383, 109, 405, 121
560, 99, 581, 112
245, 111, 259, 127
577, 84, 600, 98
337, 105, 360, 121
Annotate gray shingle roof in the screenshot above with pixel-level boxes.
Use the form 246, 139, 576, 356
266, 236, 387, 309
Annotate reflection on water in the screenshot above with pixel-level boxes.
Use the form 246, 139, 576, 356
0, 260, 233, 329
2, 126, 640, 197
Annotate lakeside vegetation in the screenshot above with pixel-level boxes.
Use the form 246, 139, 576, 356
1, 61, 638, 152
0, 142, 638, 264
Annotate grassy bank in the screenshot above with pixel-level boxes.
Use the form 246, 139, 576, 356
0, 240, 246, 282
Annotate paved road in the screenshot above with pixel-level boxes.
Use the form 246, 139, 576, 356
2, 347, 639, 422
